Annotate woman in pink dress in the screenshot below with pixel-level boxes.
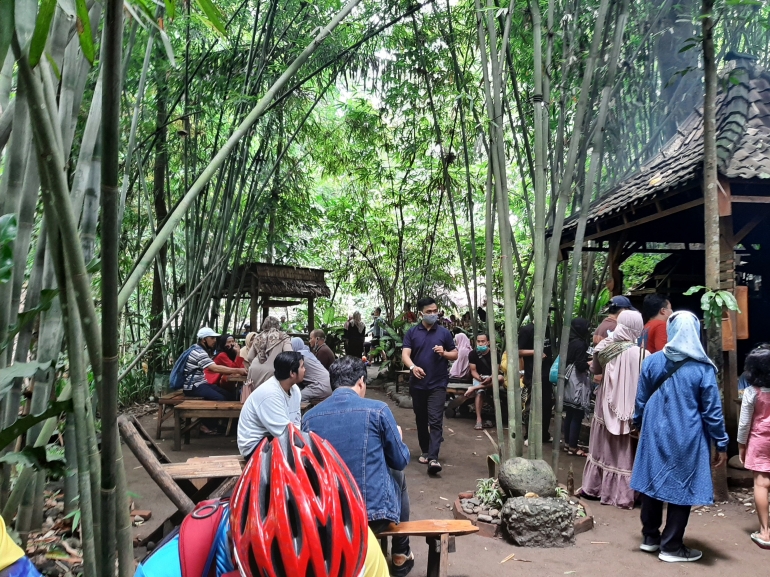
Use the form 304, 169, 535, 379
738, 346, 770, 549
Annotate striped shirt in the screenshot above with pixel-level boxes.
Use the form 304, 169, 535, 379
184, 345, 214, 390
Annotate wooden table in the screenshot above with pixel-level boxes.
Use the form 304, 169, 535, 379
173, 400, 243, 451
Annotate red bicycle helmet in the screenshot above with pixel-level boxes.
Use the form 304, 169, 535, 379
230, 424, 368, 577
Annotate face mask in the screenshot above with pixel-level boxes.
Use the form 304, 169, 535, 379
477, 345, 489, 353
422, 314, 438, 325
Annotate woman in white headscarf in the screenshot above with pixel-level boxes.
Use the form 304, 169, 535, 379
630, 311, 728, 562
581, 310, 645, 509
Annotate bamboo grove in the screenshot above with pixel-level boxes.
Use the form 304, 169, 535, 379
0, 0, 769, 574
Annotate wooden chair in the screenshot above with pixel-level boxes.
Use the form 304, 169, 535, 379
375, 520, 479, 577
173, 400, 243, 451
156, 390, 202, 439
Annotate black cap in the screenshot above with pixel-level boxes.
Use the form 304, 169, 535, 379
604, 295, 638, 312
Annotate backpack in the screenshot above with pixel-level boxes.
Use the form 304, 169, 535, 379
169, 345, 201, 390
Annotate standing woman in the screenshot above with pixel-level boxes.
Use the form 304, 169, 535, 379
562, 318, 592, 456
631, 311, 728, 562
345, 311, 366, 359
581, 310, 645, 509
244, 316, 293, 400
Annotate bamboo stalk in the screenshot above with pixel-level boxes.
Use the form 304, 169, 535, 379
118, 0, 366, 309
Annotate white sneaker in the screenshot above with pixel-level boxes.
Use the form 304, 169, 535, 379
658, 547, 702, 563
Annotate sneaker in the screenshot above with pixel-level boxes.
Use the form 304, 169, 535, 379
658, 547, 702, 563
427, 460, 442, 475
639, 536, 660, 552
391, 551, 415, 577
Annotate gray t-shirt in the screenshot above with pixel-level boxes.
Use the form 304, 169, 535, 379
184, 345, 214, 390
237, 376, 301, 457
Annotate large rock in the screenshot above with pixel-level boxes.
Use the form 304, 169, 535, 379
498, 458, 557, 498
501, 497, 574, 547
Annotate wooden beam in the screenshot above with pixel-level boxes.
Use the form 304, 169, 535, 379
562, 198, 705, 248
308, 297, 315, 332
730, 195, 770, 203
733, 208, 770, 244
718, 176, 732, 217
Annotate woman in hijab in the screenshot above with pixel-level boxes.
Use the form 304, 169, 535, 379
562, 318, 592, 456
344, 311, 366, 359
291, 338, 333, 403
204, 334, 245, 389
449, 333, 473, 379
244, 316, 293, 400
581, 310, 645, 509
630, 311, 728, 563
240, 331, 257, 362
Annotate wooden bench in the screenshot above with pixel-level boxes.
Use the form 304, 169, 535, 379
156, 390, 202, 439
376, 520, 478, 577
173, 400, 243, 451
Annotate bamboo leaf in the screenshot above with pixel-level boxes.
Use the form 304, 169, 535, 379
194, 0, 226, 36
163, 0, 176, 20
14, 0, 37, 54
0, 361, 53, 400
158, 28, 177, 68
0, 214, 18, 284
0, 399, 72, 452
0, 1, 12, 70
123, 1, 149, 30
74, 0, 95, 65
29, 0, 57, 68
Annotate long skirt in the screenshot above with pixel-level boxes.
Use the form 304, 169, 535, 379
581, 414, 636, 509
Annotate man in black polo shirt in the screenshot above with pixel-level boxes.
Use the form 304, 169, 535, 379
402, 297, 458, 475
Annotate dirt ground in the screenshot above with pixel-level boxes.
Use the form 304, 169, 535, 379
125, 383, 769, 577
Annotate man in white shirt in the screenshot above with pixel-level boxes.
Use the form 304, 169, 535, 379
237, 351, 305, 458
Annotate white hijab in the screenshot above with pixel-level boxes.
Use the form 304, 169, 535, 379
663, 311, 716, 369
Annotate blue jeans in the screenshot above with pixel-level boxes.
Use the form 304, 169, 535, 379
563, 406, 583, 449
369, 469, 410, 556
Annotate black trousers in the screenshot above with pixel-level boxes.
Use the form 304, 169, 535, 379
563, 406, 584, 448
409, 385, 445, 461
640, 494, 692, 552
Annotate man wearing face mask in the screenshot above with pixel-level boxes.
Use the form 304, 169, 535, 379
465, 334, 504, 430
402, 297, 458, 475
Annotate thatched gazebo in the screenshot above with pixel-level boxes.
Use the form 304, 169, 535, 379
214, 262, 330, 331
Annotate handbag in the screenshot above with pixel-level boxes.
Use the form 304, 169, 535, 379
549, 355, 560, 384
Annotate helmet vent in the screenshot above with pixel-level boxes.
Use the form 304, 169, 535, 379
258, 476, 271, 524
271, 537, 287, 577
310, 437, 325, 468
317, 517, 333, 573
286, 485, 304, 556
337, 479, 353, 541
247, 546, 260, 577
240, 484, 251, 535
303, 456, 322, 499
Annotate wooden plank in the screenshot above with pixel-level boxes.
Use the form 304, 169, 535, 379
718, 177, 732, 217
176, 401, 243, 410
375, 520, 478, 537
176, 409, 242, 419
162, 459, 243, 480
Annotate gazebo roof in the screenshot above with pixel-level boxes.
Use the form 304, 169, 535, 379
214, 262, 330, 299
559, 54, 770, 245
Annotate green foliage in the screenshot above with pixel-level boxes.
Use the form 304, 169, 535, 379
475, 477, 504, 510
0, 360, 52, 402
28, 0, 56, 68
683, 285, 740, 329
0, 399, 72, 451
0, 445, 67, 479
1, 289, 57, 353
74, 0, 95, 65
0, 214, 18, 284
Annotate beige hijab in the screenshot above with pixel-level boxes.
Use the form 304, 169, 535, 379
248, 317, 289, 364
240, 332, 257, 360
594, 310, 645, 435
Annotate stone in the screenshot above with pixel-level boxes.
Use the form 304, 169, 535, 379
458, 491, 474, 499
468, 498, 480, 506
490, 508, 500, 517
462, 506, 474, 514
477, 514, 493, 523
728, 455, 746, 470
498, 457, 557, 498
472, 506, 481, 513
501, 496, 574, 547
395, 395, 413, 409
491, 518, 502, 525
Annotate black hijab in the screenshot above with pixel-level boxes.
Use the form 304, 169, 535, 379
217, 334, 238, 362
566, 318, 590, 373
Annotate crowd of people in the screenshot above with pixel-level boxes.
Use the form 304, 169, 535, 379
169, 291, 770, 571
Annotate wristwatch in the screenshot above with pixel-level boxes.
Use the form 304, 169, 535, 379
409, 365, 415, 371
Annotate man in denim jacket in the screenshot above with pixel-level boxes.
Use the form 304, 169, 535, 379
302, 356, 413, 577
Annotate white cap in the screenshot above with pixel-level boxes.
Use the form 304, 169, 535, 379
197, 327, 220, 339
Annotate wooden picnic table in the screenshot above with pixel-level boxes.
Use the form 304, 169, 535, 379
174, 400, 243, 451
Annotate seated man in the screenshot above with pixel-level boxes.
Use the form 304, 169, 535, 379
237, 351, 304, 459
309, 329, 336, 370
464, 334, 504, 430
302, 356, 414, 577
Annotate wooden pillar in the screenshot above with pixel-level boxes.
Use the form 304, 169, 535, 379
249, 290, 258, 333
607, 237, 624, 296
308, 297, 315, 332
262, 297, 270, 325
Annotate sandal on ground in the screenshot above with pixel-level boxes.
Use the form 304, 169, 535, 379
751, 532, 770, 549
575, 449, 588, 457
199, 426, 220, 436
483, 420, 494, 428
474, 423, 483, 430
418, 454, 429, 464
391, 551, 415, 577
427, 460, 443, 475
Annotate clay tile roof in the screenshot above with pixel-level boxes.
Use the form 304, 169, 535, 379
561, 56, 770, 236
